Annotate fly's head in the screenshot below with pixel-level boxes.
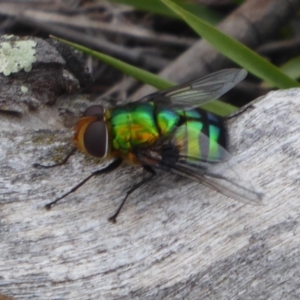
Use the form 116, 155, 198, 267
73, 105, 108, 158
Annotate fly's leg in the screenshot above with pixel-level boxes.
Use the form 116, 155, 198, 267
44, 158, 123, 209
226, 105, 254, 120
33, 147, 77, 169
108, 166, 156, 223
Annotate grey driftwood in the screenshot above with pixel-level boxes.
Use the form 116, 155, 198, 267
0, 88, 300, 299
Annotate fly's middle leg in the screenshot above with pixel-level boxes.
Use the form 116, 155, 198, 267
108, 165, 156, 223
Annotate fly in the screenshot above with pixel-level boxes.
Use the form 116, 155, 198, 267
34, 69, 263, 222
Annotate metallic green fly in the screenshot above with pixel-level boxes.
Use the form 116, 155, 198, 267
35, 69, 263, 222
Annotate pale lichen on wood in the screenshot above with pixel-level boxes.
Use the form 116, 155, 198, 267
1, 88, 300, 299
0, 35, 80, 117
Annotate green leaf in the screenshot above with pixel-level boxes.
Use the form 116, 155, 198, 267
161, 0, 300, 89
110, 0, 221, 24
231, 0, 245, 4
279, 56, 300, 80
51, 36, 236, 116
263, 55, 300, 88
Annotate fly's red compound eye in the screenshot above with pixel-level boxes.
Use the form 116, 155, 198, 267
83, 105, 104, 119
84, 120, 108, 158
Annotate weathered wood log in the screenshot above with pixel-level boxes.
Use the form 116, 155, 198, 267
1, 34, 300, 300
1, 86, 300, 299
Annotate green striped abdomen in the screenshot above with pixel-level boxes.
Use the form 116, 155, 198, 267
173, 108, 227, 163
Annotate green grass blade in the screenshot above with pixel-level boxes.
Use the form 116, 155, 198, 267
51, 36, 236, 116
110, 0, 221, 24
161, 0, 300, 89
278, 56, 300, 81
52, 36, 173, 90
262, 55, 300, 88
202, 101, 236, 116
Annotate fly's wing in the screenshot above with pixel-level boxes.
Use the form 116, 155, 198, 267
169, 128, 263, 204
138, 141, 263, 205
139, 69, 247, 110
169, 160, 263, 205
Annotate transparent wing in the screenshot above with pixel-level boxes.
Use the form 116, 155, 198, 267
169, 160, 263, 205
170, 130, 262, 204
137, 145, 263, 205
139, 69, 247, 109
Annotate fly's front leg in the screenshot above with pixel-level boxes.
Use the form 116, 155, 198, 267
108, 165, 156, 223
33, 147, 77, 168
44, 158, 123, 209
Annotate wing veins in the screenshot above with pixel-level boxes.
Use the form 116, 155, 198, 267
139, 69, 248, 109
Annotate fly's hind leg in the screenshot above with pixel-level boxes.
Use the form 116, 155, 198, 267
108, 165, 156, 223
226, 105, 255, 120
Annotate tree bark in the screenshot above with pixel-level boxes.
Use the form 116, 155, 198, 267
1, 87, 300, 299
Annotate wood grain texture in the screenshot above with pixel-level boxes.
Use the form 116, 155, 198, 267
1, 89, 300, 299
